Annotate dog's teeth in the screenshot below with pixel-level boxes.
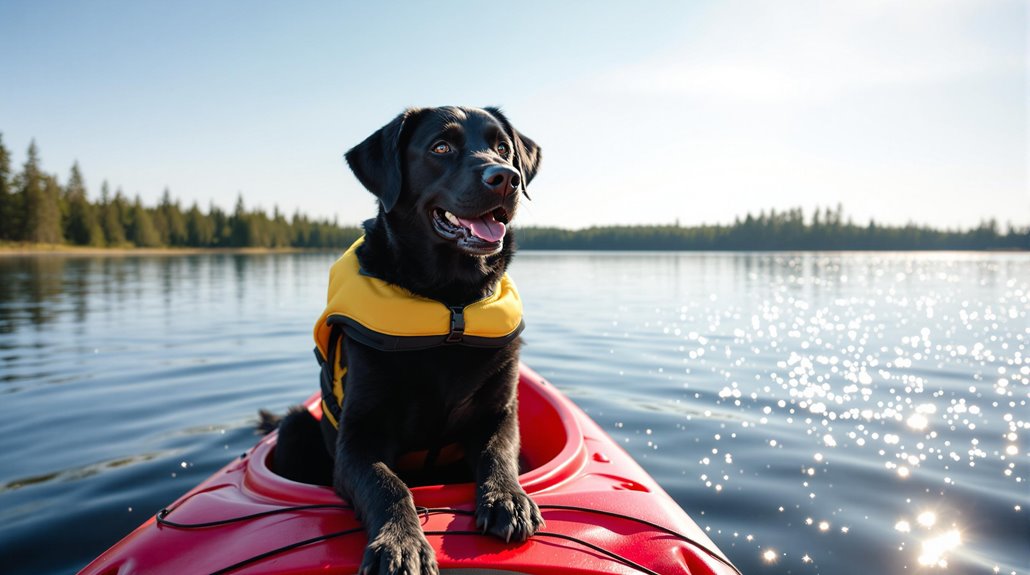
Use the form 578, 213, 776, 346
444, 211, 461, 226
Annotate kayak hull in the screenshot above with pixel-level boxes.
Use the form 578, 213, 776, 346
79, 364, 738, 575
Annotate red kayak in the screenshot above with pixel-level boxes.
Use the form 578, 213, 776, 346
80, 364, 739, 575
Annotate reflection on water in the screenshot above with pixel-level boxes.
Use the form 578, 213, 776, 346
0, 251, 1027, 574
0, 451, 166, 495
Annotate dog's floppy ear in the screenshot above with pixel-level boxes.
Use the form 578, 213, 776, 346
484, 107, 541, 200
344, 108, 422, 213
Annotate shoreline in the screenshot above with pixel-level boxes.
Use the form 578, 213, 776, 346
0, 243, 334, 257
1, 243, 1025, 257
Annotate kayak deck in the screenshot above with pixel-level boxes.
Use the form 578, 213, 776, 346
80, 364, 739, 575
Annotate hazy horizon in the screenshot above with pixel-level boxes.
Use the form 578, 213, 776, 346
1, 1, 1026, 230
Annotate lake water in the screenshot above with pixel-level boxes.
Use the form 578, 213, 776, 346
0, 250, 1026, 574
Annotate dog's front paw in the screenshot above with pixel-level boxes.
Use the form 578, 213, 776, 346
475, 484, 544, 543
361, 524, 438, 575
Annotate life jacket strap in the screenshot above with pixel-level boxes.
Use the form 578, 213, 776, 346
445, 306, 465, 344
318, 325, 345, 429
314, 323, 467, 471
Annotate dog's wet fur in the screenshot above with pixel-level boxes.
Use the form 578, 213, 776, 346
266, 106, 542, 575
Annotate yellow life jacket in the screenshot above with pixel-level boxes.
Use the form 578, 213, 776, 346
313, 236, 524, 432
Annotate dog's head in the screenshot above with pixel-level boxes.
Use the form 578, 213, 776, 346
345, 106, 540, 257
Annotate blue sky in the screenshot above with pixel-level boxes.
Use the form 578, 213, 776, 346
1, 0, 1026, 229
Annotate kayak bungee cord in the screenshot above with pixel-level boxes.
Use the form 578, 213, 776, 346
161, 506, 659, 575
424, 505, 741, 575
156, 503, 352, 529
156, 499, 742, 575
209, 527, 365, 575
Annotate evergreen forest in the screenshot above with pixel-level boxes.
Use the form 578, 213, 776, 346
0, 135, 358, 249
1, 134, 1025, 252
517, 208, 1028, 251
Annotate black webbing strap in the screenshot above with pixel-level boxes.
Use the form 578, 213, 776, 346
318, 325, 344, 427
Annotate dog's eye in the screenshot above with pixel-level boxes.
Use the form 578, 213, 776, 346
497, 142, 510, 157
431, 141, 452, 155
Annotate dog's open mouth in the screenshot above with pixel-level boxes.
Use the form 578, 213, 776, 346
431, 207, 510, 255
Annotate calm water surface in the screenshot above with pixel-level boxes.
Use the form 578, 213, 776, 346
0, 251, 1026, 574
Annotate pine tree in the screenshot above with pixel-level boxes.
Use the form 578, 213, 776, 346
115, 187, 132, 237
98, 181, 127, 245
271, 205, 284, 247
185, 202, 214, 246
19, 141, 64, 244
229, 193, 249, 247
158, 187, 187, 246
209, 202, 229, 246
292, 210, 310, 246
127, 195, 161, 247
152, 189, 170, 245
64, 162, 104, 246
0, 133, 13, 240
38, 175, 66, 243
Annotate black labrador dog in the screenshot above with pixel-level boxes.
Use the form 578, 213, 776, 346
268, 106, 543, 575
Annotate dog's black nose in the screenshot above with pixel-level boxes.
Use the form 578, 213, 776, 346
482, 165, 520, 194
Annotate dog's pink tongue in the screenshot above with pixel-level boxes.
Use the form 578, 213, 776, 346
456, 213, 506, 242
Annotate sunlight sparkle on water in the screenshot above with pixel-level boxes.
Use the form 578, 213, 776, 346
907, 413, 929, 430
917, 511, 937, 528
918, 529, 962, 568
614, 254, 1029, 571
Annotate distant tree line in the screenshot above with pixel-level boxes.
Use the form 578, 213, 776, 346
0, 135, 360, 249
1, 134, 1025, 251
518, 206, 1028, 251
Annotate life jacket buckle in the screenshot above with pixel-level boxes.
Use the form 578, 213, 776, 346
446, 307, 465, 343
